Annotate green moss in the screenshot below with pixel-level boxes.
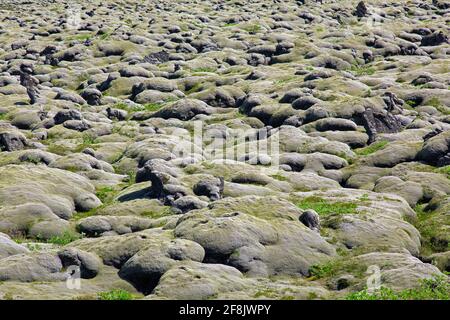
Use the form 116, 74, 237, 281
427, 97, 441, 108
354, 140, 388, 156
97, 289, 136, 300
66, 33, 92, 42
346, 275, 449, 300
185, 82, 203, 94
140, 206, 173, 219
296, 196, 358, 216
21, 154, 41, 165
46, 144, 72, 156
2, 293, 14, 300
191, 67, 216, 73
315, 26, 324, 33
270, 173, 288, 181
253, 288, 278, 298
307, 292, 318, 300
274, 76, 298, 86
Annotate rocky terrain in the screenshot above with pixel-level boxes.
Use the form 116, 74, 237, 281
0, 0, 449, 300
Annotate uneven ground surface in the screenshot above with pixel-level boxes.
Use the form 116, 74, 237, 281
0, 0, 449, 300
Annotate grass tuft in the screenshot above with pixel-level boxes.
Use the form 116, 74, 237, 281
346, 275, 449, 300
355, 140, 388, 156
296, 196, 358, 215
97, 289, 136, 300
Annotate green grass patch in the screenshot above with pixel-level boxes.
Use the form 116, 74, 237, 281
0, 112, 10, 121
74, 133, 97, 153
241, 24, 261, 33
346, 275, 449, 300
73, 208, 100, 221
46, 144, 71, 156
354, 140, 388, 156
99, 32, 111, 41
296, 196, 358, 216
38, 231, 82, 246
414, 204, 449, 255
66, 33, 92, 42
143, 103, 164, 112
435, 165, 450, 178
274, 76, 297, 86
95, 186, 116, 204
308, 259, 366, 280
350, 65, 376, 76
427, 97, 442, 108
405, 99, 420, 108
308, 263, 336, 279
187, 84, 204, 95
98, 289, 136, 300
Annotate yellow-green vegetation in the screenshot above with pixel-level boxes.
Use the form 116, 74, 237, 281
253, 288, 296, 300
45, 143, 72, 156
270, 173, 288, 181
142, 98, 179, 112
140, 206, 173, 219
185, 82, 204, 94
65, 33, 92, 42
2, 292, 14, 300
427, 97, 441, 108
143, 102, 164, 112
14, 230, 81, 246
349, 65, 376, 76
308, 259, 366, 280
44, 231, 82, 245
223, 22, 238, 27
97, 289, 136, 300
95, 186, 117, 204
413, 204, 449, 255
405, 99, 421, 108
74, 133, 97, 152
191, 67, 216, 73
354, 140, 388, 156
426, 98, 450, 115
435, 165, 450, 178
346, 275, 449, 300
242, 24, 261, 33
253, 288, 278, 298
73, 184, 123, 220
26, 243, 43, 251
296, 196, 358, 216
